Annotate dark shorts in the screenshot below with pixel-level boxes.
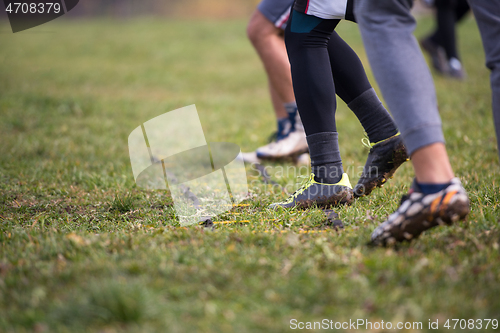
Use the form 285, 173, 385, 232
257, 0, 294, 29
293, 0, 355, 21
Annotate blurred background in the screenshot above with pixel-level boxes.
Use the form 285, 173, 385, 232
2, 1, 499, 332
0, 0, 261, 20
0, 0, 431, 20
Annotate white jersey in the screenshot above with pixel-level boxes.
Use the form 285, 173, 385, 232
294, 0, 355, 21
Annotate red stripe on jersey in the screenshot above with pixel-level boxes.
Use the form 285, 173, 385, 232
275, 9, 291, 29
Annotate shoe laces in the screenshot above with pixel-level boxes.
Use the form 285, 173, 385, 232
361, 132, 401, 151
361, 137, 372, 150
284, 174, 314, 203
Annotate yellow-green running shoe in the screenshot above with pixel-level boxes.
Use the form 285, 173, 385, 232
269, 173, 353, 209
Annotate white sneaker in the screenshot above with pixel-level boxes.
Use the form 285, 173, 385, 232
256, 130, 308, 160
447, 57, 466, 79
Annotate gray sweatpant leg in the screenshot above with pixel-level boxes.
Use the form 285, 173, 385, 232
468, 0, 500, 161
353, 0, 445, 155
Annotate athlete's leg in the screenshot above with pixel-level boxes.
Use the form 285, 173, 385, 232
328, 31, 399, 143
439, 0, 459, 60
355, 0, 469, 245
285, 18, 399, 140
285, 13, 339, 135
284, 9, 406, 197
266, 11, 356, 209
468, 0, 500, 161
326, 30, 406, 197
285, 12, 345, 183
423, 0, 467, 78
247, 8, 295, 119
329, 32, 371, 104
431, 0, 459, 60
246, 5, 309, 161
269, 82, 286, 119
356, 0, 445, 159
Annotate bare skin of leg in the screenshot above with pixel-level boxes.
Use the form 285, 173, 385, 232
269, 83, 287, 118
247, 9, 295, 119
411, 143, 455, 183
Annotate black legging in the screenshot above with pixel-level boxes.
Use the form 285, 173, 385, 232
430, 0, 470, 60
284, 12, 372, 136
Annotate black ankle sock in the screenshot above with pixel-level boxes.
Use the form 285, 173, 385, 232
348, 88, 398, 143
306, 132, 343, 184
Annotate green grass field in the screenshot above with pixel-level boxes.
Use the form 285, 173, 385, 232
1, 15, 499, 333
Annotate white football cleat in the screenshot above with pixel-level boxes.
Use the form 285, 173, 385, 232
256, 130, 308, 160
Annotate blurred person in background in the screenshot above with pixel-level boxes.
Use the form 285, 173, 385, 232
420, 0, 470, 79
244, 0, 307, 164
